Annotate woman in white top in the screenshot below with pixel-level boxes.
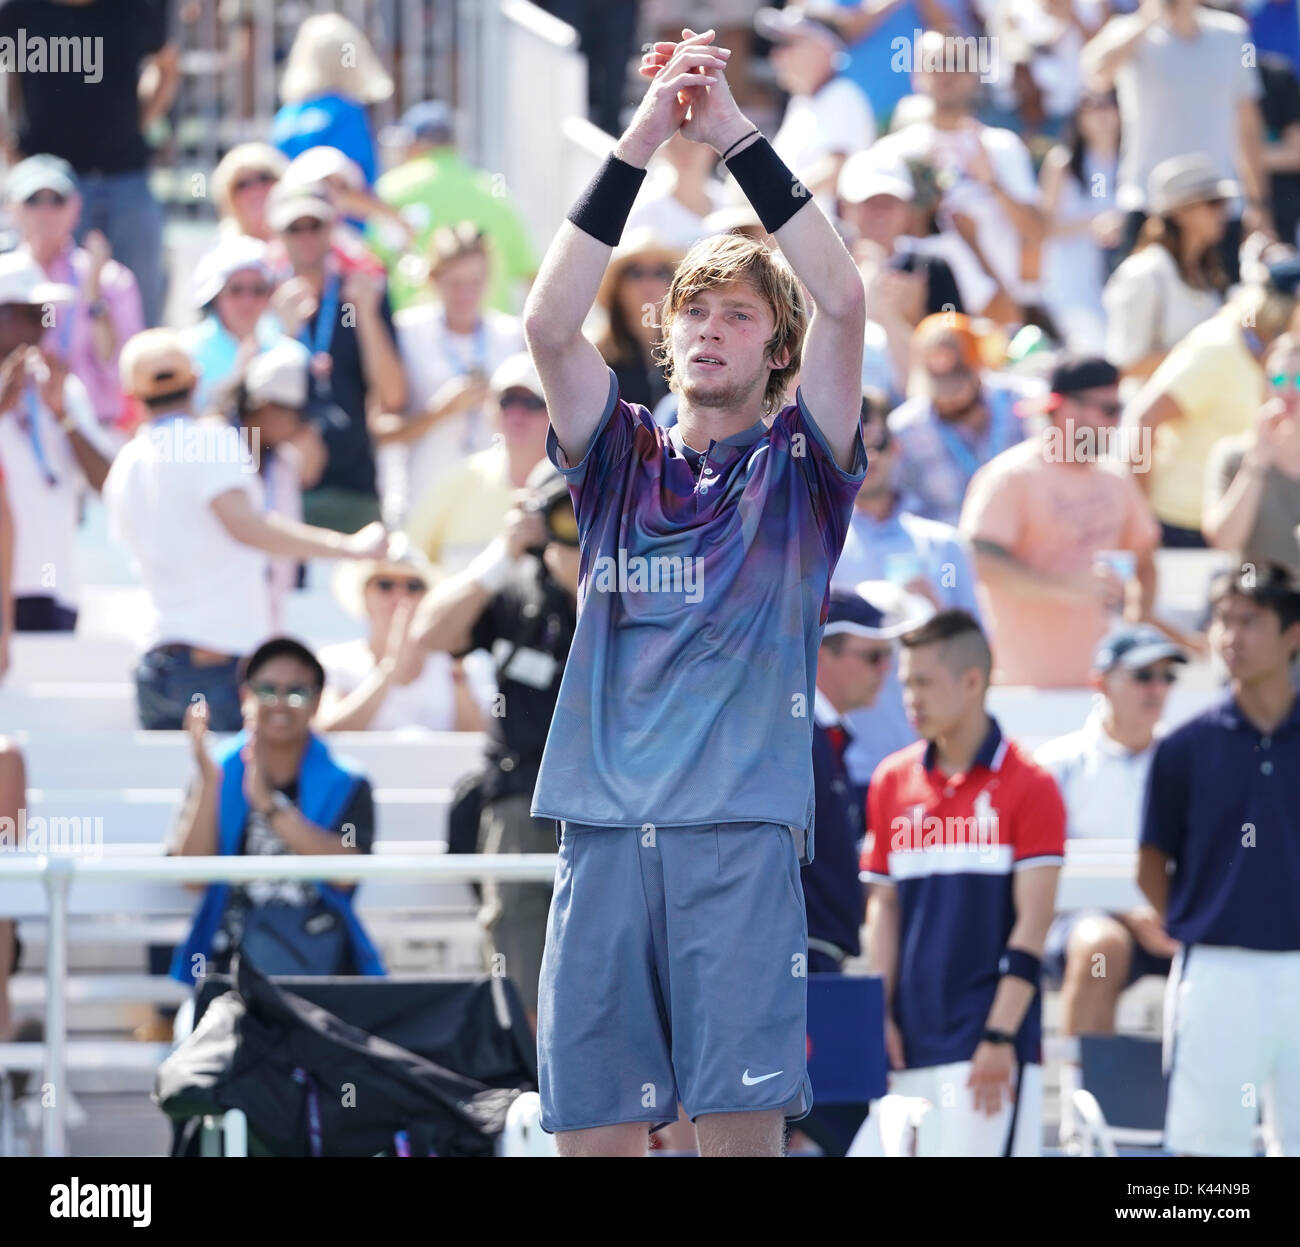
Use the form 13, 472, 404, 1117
1103, 153, 1232, 387
1039, 91, 1121, 355
317, 539, 480, 732
377, 223, 523, 526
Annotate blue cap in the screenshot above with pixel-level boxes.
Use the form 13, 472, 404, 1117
1266, 257, 1300, 298
1092, 624, 1188, 673
824, 581, 934, 641
397, 100, 453, 142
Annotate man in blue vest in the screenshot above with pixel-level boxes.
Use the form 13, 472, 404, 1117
169, 636, 383, 984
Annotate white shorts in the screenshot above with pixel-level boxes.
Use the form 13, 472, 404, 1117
885, 1060, 1043, 1157
1165, 945, 1300, 1157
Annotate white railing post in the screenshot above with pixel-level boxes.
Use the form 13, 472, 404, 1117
42, 856, 71, 1158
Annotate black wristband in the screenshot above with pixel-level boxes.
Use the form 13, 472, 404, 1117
566, 153, 647, 248
720, 128, 759, 161
981, 1028, 1016, 1046
998, 947, 1042, 989
723, 135, 810, 235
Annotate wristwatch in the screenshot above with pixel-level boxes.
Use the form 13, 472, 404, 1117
981, 1028, 1016, 1046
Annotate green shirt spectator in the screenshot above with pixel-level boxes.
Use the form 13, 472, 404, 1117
372, 104, 538, 314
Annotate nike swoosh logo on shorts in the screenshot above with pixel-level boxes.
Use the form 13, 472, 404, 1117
741, 1069, 784, 1086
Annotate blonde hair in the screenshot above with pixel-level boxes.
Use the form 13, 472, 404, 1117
279, 14, 394, 107
429, 221, 489, 275
211, 143, 288, 219
1236, 283, 1298, 344
655, 232, 807, 414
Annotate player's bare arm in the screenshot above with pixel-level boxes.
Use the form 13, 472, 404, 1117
641, 30, 866, 470
523, 30, 731, 465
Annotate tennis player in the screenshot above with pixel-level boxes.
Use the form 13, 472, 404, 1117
521, 29, 867, 1156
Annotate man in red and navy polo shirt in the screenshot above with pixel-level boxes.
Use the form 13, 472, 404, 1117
862, 610, 1065, 1156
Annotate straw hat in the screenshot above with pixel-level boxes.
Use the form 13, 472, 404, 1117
331, 533, 439, 618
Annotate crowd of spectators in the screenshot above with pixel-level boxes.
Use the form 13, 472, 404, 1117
0, 0, 1298, 1157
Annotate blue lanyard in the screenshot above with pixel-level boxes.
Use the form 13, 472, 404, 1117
934, 390, 1009, 483
54, 260, 79, 359
23, 386, 58, 487
299, 271, 340, 358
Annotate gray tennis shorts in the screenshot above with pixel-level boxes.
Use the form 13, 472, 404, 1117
536, 819, 814, 1133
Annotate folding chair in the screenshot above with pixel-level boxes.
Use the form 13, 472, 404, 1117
1072, 1034, 1167, 1156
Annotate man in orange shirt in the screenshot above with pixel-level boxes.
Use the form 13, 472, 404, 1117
960, 357, 1160, 687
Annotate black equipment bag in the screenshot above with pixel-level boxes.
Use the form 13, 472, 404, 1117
155, 956, 537, 1157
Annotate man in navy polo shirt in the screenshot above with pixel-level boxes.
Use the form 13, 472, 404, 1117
523, 32, 866, 1156
1139, 563, 1300, 1156
806, 582, 932, 975
863, 611, 1065, 1155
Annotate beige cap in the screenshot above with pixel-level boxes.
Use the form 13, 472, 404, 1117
245, 339, 311, 409
490, 351, 544, 398
119, 328, 199, 401
266, 183, 336, 233
1148, 152, 1238, 216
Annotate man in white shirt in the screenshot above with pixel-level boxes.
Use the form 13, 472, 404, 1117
1034, 624, 1186, 1143
872, 30, 1045, 322
757, 7, 876, 193
0, 251, 115, 631
103, 329, 387, 731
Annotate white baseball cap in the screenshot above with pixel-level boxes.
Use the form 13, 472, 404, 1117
0, 250, 75, 306
244, 339, 311, 409
838, 153, 915, 206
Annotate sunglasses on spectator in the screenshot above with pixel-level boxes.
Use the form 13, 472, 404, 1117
1269, 372, 1300, 392
250, 682, 318, 707
223, 281, 272, 299
1079, 94, 1117, 112
499, 390, 547, 412
623, 264, 675, 282
370, 577, 427, 594
1076, 396, 1122, 418
861, 426, 891, 454
1130, 668, 1178, 685
850, 647, 894, 667
23, 190, 68, 208
284, 218, 326, 235
928, 367, 973, 389
232, 171, 278, 193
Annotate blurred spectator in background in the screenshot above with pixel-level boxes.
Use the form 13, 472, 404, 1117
962, 356, 1159, 687
1258, 52, 1300, 248
594, 229, 679, 410
817, 0, 958, 125
211, 143, 288, 243
318, 540, 478, 733
1204, 333, 1300, 579
863, 611, 1064, 1156
1083, 0, 1268, 283
375, 101, 539, 314
757, 6, 875, 194
271, 13, 392, 188
0, 252, 114, 632
1139, 566, 1300, 1156
873, 30, 1046, 327
0, 462, 11, 670
104, 329, 386, 730
181, 237, 280, 417
839, 155, 963, 320
413, 462, 580, 1026
0, 738, 27, 1044
625, 131, 725, 249
1036, 624, 1184, 1146
268, 185, 405, 532
1124, 261, 1299, 546
406, 354, 552, 573
0, 0, 178, 327
228, 340, 326, 630
169, 638, 383, 982
1103, 155, 1230, 389
838, 157, 953, 397
807, 585, 927, 977
1038, 90, 1121, 355
889, 313, 1033, 526
536, 0, 642, 136
832, 393, 971, 792
8, 154, 143, 430
379, 223, 524, 526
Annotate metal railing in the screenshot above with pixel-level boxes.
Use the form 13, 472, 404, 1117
0, 852, 557, 1157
